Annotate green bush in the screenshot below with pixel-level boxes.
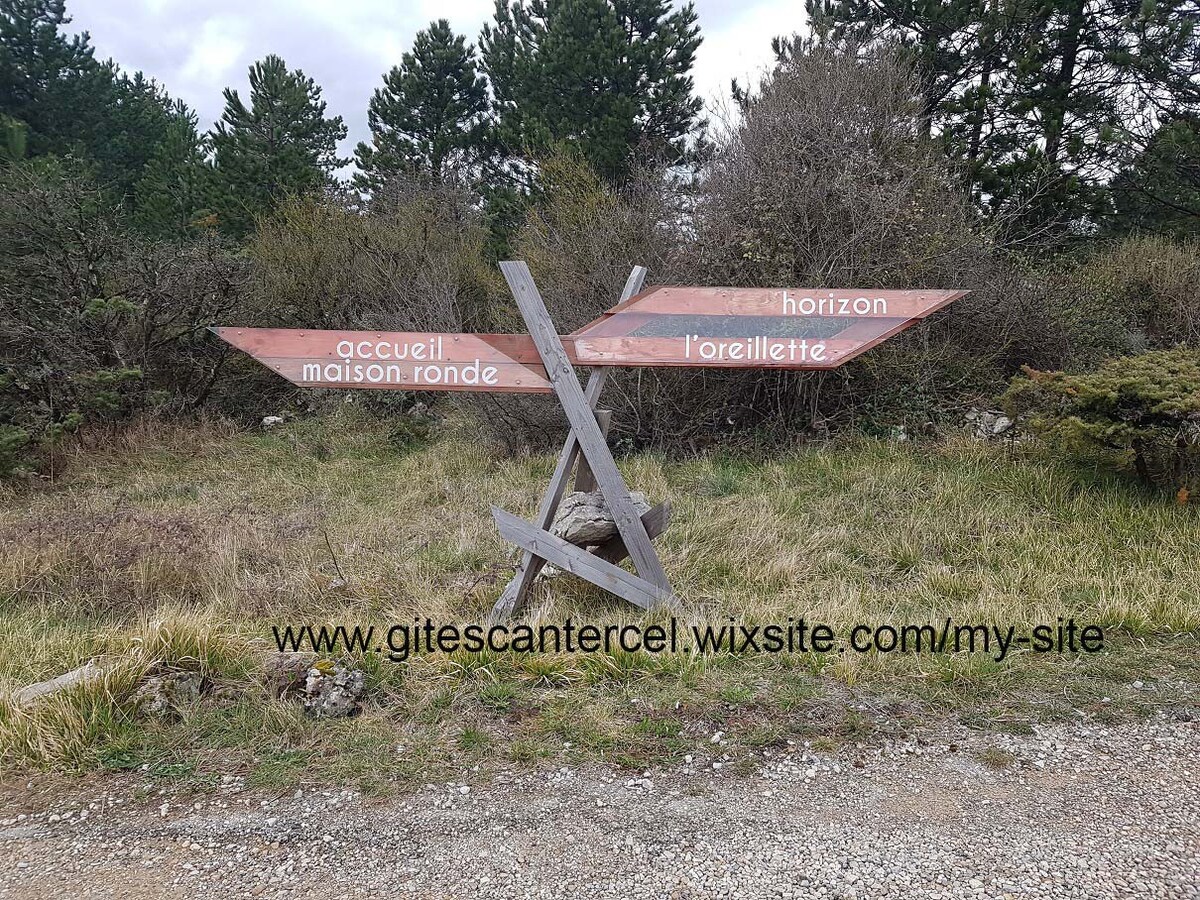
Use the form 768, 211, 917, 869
0, 160, 249, 475
1003, 348, 1200, 494
0, 425, 28, 477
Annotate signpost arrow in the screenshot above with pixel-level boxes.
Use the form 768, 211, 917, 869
210, 327, 555, 392
212, 266, 968, 619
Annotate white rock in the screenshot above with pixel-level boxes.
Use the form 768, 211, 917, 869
550, 491, 651, 545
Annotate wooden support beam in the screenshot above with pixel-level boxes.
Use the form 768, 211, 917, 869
491, 508, 668, 610
574, 409, 611, 493
590, 501, 671, 565
489, 267, 647, 623
498, 261, 673, 598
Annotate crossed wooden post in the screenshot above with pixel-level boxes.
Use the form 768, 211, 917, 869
211, 261, 967, 623
488, 262, 674, 622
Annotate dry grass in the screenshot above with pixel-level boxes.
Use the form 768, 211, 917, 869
0, 411, 1196, 786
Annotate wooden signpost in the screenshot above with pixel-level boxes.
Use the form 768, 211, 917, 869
213, 262, 967, 620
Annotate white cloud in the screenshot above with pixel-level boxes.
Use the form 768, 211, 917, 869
693, 0, 808, 112
180, 17, 248, 91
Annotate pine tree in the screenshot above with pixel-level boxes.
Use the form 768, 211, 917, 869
805, 0, 1016, 133
481, 0, 704, 184
808, 0, 1200, 234
77, 66, 182, 199
355, 20, 489, 192
132, 102, 212, 240
1, 1, 200, 212
210, 55, 348, 240
1109, 113, 1200, 238
0, 0, 95, 155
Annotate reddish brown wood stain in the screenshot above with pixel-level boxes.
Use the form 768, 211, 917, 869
211, 286, 968, 390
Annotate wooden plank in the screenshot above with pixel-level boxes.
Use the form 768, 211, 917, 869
590, 501, 671, 565
211, 327, 556, 392
591, 287, 969, 320
574, 409, 611, 493
477, 333, 582, 365
210, 328, 548, 363
257, 357, 553, 392
487, 367, 607, 621
500, 260, 673, 595
491, 508, 667, 610
489, 267, 646, 622
214, 328, 586, 367
572, 335, 890, 368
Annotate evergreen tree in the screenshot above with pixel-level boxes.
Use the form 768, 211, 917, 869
804, 0, 1018, 133
481, 0, 704, 184
76, 66, 182, 199
0, 0, 95, 155
132, 102, 212, 240
1, 1, 200, 215
807, 0, 1200, 234
1109, 113, 1200, 238
210, 55, 348, 240
354, 19, 489, 192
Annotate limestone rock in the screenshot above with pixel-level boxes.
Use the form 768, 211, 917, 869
966, 408, 1014, 439
263, 651, 318, 699
302, 662, 365, 719
133, 670, 204, 717
551, 491, 651, 546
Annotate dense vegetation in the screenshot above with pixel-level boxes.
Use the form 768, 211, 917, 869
0, 0, 1197, 491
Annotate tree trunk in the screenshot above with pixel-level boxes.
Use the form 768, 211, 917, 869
1043, 0, 1086, 168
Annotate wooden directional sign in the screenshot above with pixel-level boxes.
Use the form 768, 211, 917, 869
569, 287, 969, 369
211, 265, 968, 622
211, 327, 554, 393
214, 287, 967, 389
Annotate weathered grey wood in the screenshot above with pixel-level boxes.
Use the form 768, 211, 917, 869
489, 267, 647, 622
590, 501, 671, 565
574, 409, 611, 493
491, 508, 667, 610
499, 260, 673, 597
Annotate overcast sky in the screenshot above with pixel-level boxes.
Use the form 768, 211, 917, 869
65, 0, 807, 164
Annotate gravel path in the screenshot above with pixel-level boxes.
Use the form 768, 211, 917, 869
1, 717, 1196, 899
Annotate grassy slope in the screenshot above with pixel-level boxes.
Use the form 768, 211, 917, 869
0, 412, 1196, 790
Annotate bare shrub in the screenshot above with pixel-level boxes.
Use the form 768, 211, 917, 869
249, 178, 500, 334
518, 149, 693, 330
471, 150, 700, 450
697, 42, 977, 289
676, 41, 1072, 437
0, 161, 250, 471
1055, 235, 1200, 353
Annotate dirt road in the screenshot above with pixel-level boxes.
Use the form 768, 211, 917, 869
1, 717, 1196, 899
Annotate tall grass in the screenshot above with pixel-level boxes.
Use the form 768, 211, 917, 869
0, 411, 1196, 776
